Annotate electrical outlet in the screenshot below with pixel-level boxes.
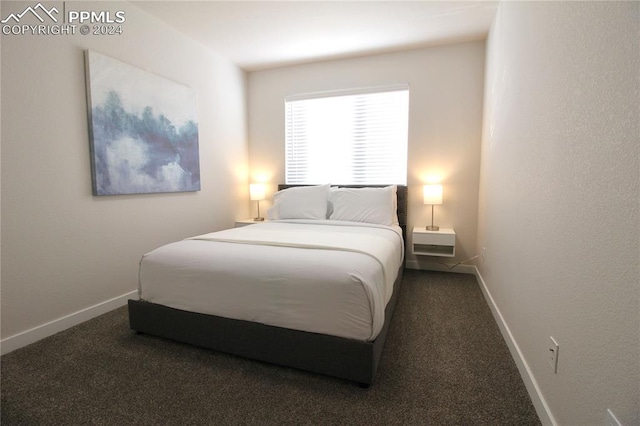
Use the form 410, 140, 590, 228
606, 409, 622, 426
481, 247, 486, 262
548, 336, 559, 373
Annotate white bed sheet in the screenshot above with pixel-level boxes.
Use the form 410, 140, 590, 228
138, 220, 404, 341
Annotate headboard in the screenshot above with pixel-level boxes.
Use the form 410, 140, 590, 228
277, 184, 408, 240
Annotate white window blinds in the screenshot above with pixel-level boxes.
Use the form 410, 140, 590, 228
285, 85, 409, 185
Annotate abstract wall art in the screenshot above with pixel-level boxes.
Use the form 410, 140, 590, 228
84, 50, 200, 195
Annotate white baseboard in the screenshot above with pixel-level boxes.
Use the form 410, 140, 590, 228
405, 259, 477, 274
1, 290, 137, 356
0, 270, 555, 425
472, 267, 556, 426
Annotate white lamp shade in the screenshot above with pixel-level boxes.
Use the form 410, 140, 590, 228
423, 184, 443, 205
249, 183, 266, 201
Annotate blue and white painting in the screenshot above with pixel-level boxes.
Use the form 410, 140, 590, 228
85, 50, 200, 195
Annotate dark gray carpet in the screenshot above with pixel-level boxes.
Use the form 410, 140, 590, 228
1, 270, 540, 425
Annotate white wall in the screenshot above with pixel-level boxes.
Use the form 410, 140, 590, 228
478, 2, 639, 424
1, 1, 249, 345
248, 42, 485, 269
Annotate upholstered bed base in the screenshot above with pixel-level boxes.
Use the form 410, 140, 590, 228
128, 265, 402, 386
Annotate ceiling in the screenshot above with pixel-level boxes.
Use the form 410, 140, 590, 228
133, 1, 498, 72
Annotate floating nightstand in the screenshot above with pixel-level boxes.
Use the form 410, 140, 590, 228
412, 227, 456, 257
235, 219, 270, 227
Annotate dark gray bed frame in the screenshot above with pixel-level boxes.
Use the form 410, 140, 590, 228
128, 185, 407, 386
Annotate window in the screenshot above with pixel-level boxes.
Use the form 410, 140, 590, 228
285, 85, 409, 185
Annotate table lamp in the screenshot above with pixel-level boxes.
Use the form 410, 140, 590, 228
423, 184, 442, 231
250, 183, 266, 221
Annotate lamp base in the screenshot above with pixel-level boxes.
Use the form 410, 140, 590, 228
254, 217, 265, 222
426, 225, 440, 231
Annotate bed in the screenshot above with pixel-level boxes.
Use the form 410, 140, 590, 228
128, 184, 407, 386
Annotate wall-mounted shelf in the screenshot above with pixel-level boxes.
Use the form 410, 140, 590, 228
235, 219, 269, 227
412, 227, 456, 257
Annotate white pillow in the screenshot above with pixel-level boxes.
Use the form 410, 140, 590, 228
329, 185, 398, 226
267, 184, 330, 220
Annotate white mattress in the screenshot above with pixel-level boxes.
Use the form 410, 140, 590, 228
138, 220, 404, 341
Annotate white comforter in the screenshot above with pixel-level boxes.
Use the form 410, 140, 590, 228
138, 220, 404, 341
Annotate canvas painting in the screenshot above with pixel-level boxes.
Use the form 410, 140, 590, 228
85, 50, 200, 195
